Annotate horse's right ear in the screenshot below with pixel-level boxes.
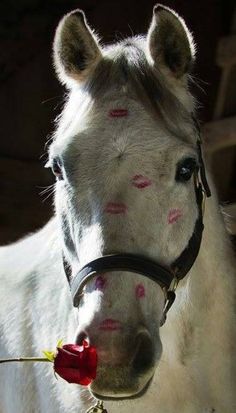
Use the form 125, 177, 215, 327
53, 10, 102, 87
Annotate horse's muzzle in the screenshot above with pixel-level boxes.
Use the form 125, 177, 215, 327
87, 330, 160, 399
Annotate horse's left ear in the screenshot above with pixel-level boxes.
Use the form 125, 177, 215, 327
147, 4, 195, 78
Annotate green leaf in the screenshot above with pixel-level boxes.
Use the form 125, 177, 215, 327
42, 351, 55, 362
56, 339, 63, 348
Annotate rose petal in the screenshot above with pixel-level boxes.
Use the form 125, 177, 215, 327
55, 367, 92, 385
62, 344, 84, 354
53, 342, 97, 386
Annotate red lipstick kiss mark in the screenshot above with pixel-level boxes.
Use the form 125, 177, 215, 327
99, 319, 122, 331
104, 202, 127, 214
95, 276, 107, 291
135, 284, 145, 299
109, 109, 128, 117
132, 175, 152, 189
168, 208, 182, 224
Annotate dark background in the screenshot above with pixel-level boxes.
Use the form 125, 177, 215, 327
0, 0, 235, 245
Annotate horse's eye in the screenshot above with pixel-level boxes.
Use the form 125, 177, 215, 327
52, 158, 63, 180
176, 158, 197, 182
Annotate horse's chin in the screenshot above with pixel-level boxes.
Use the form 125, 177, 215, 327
90, 380, 152, 401
89, 367, 154, 401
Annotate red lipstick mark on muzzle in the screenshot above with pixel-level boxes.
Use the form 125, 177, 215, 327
132, 175, 152, 189
104, 202, 127, 214
95, 276, 107, 291
99, 319, 122, 331
109, 109, 128, 117
135, 283, 146, 298
168, 208, 182, 224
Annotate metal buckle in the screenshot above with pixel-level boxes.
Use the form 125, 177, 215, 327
194, 172, 206, 217
160, 277, 178, 326
169, 276, 178, 292
201, 187, 207, 216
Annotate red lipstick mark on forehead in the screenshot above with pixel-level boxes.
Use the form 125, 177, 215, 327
109, 109, 128, 117
135, 284, 145, 299
104, 202, 127, 214
95, 276, 107, 291
168, 208, 182, 224
132, 175, 152, 189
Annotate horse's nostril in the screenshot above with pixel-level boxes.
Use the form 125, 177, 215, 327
132, 331, 154, 374
75, 331, 87, 345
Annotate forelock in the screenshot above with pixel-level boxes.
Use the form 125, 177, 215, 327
80, 36, 195, 142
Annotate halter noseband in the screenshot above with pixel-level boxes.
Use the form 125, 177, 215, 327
63, 121, 211, 326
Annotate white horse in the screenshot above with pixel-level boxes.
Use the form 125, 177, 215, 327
0, 4, 235, 413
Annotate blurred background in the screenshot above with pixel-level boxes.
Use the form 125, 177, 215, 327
0, 0, 236, 245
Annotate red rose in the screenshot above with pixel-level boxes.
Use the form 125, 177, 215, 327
54, 340, 97, 385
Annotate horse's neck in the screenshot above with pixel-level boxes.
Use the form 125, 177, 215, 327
165, 183, 235, 326
186, 188, 236, 330
154, 187, 236, 410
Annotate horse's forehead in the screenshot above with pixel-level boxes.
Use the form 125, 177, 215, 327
54, 94, 194, 158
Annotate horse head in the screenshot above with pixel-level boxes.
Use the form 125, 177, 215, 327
48, 4, 202, 400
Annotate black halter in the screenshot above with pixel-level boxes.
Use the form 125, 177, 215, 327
63, 126, 211, 325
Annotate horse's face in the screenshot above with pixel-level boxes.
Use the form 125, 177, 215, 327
50, 5, 197, 399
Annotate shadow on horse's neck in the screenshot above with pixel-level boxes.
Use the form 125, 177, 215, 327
159, 181, 236, 368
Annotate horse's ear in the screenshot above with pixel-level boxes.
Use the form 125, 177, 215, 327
53, 9, 102, 87
147, 4, 195, 78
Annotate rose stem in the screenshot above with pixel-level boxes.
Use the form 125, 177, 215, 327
0, 358, 50, 364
